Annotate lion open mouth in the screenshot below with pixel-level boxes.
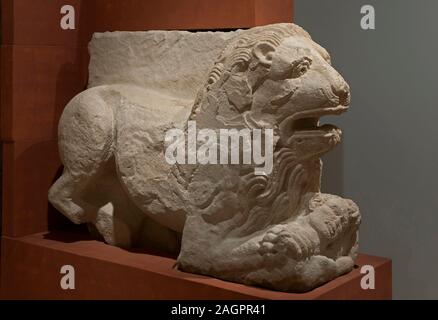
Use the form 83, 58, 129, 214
279, 105, 348, 144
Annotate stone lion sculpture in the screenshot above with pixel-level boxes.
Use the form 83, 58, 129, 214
49, 23, 360, 292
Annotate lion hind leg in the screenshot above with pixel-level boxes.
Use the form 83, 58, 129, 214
49, 86, 117, 225
93, 202, 134, 248
49, 171, 98, 224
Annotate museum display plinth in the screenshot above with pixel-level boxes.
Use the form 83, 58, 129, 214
0, 230, 391, 299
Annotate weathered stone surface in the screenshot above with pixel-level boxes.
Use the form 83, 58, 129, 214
49, 23, 361, 292
88, 30, 239, 100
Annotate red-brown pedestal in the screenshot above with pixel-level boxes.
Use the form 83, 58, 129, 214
0, 231, 391, 300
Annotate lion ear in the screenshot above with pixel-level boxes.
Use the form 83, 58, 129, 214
253, 42, 275, 67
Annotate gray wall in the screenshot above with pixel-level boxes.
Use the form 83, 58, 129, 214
295, 0, 438, 299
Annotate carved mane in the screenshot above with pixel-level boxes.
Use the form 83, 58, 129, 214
189, 23, 311, 121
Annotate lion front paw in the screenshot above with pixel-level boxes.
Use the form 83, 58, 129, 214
259, 223, 319, 260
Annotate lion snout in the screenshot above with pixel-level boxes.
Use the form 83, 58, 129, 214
331, 80, 350, 106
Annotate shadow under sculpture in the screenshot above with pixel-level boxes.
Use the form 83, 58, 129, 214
49, 23, 361, 292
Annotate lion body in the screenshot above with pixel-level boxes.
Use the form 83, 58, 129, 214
49, 24, 360, 292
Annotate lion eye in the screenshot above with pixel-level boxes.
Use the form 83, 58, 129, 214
291, 58, 312, 78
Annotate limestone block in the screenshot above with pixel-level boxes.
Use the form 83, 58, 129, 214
49, 23, 361, 292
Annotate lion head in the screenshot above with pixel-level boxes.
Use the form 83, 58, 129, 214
191, 23, 350, 158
